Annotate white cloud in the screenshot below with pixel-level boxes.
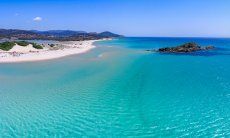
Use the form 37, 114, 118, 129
33, 17, 42, 22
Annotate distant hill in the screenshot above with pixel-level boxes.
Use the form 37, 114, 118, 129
0, 29, 37, 36
31, 30, 87, 37
0, 29, 44, 40
0, 29, 123, 41
98, 31, 122, 38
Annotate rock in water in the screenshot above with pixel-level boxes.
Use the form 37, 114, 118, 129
204, 46, 215, 50
155, 42, 214, 53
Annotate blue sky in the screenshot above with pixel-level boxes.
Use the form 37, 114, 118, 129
0, 0, 230, 37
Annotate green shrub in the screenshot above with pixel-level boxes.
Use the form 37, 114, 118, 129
0, 42, 15, 51
50, 44, 55, 47
16, 41, 30, 46
32, 43, 43, 49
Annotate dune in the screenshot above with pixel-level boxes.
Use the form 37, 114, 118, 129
0, 40, 97, 63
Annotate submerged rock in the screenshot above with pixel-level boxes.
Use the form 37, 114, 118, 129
203, 45, 215, 50
150, 42, 215, 53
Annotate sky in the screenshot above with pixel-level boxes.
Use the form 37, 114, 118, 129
0, 0, 230, 37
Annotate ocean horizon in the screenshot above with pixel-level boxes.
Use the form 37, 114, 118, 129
1, 37, 230, 137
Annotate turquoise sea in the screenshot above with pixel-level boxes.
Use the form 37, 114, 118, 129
0, 37, 230, 137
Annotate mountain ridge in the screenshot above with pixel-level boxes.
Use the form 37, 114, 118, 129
0, 29, 122, 41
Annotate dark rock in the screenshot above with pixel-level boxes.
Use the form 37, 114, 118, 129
153, 42, 214, 53
203, 46, 215, 50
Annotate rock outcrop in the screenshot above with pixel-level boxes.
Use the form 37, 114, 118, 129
150, 42, 215, 53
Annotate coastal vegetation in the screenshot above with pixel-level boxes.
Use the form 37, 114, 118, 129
0, 40, 95, 62
0, 42, 15, 51
0, 41, 43, 51
15, 41, 30, 46
48, 43, 55, 47
31, 43, 43, 49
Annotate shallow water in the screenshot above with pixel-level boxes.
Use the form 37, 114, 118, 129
0, 38, 230, 137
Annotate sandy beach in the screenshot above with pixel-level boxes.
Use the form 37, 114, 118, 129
0, 40, 97, 63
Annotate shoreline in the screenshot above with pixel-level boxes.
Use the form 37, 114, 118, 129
0, 40, 99, 63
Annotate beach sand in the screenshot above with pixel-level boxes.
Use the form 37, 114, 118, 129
0, 40, 97, 63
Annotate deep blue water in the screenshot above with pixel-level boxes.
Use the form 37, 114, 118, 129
0, 37, 230, 137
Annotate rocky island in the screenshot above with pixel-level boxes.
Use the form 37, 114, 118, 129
148, 42, 215, 53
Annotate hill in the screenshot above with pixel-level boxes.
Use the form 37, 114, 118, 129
0, 29, 122, 41
31, 30, 87, 37
98, 31, 122, 38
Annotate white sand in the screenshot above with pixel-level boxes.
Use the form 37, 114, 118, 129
9, 44, 40, 53
0, 40, 97, 63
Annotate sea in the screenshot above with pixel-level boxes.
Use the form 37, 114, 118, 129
0, 37, 230, 137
